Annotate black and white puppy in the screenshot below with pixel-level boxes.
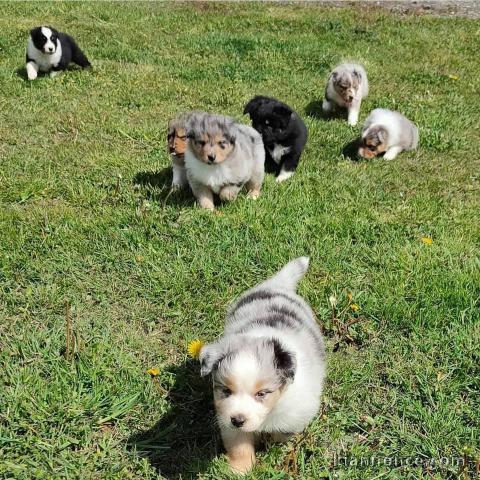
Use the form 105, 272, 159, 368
26, 26, 91, 81
244, 96, 307, 182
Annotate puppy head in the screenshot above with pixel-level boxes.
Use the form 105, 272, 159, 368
200, 336, 296, 432
244, 97, 293, 144
167, 117, 188, 159
358, 126, 388, 159
332, 69, 362, 106
186, 113, 235, 165
30, 26, 58, 55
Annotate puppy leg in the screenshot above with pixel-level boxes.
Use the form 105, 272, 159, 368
221, 428, 256, 474
50, 70, 62, 79
347, 100, 361, 126
26, 61, 39, 81
219, 184, 242, 202
276, 152, 300, 183
246, 140, 265, 198
189, 181, 215, 211
172, 164, 187, 189
383, 146, 402, 160
322, 98, 333, 114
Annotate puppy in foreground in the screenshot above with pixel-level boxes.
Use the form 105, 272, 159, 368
185, 113, 265, 211
26, 26, 91, 81
167, 112, 195, 188
244, 96, 308, 182
359, 108, 419, 160
322, 62, 368, 126
199, 257, 326, 474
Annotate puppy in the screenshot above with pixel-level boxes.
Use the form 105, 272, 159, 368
26, 26, 91, 81
322, 63, 368, 126
184, 113, 265, 211
199, 257, 325, 474
243, 96, 307, 182
167, 112, 194, 188
358, 108, 419, 160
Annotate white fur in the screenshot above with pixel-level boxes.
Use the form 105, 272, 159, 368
26, 28, 62, 74
323, 62, 368, 126
171, 162, 187, 188
362, 108, 419, 159
184, 125, 264, 195
276, 168, 294, 183
222, 257, 325, 433
268, 144, 291, 164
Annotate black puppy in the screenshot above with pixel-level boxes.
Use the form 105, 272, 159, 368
26, 26, 91, 81
244, 96, 307, 182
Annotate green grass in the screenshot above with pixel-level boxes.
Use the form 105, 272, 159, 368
1, 2, 479, 479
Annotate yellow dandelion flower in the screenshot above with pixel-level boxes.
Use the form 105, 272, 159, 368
448, 74, 459, 81
421, 236, 433, 245
147, 368, 160, 377
350, 303, 360, 312
187, 339, 205, 359
347, 292, 353, 302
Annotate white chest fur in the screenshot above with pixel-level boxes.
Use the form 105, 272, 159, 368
185, 149, 249, 194
27, 37, 62, 72
268, 144, 291, 164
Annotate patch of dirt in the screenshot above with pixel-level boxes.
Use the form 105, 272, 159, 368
313, 1, 480, 19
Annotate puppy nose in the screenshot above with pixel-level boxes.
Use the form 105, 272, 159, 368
207, 154, 215, 163
48, 47, 54, 52
231, 415, 246, 428
348, 95, 353, 101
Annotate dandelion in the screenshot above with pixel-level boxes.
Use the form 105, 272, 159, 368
350, 303, 360, 312
347, 292, 353, 302
187, 339, 205, 359
448, 74, 459, 81
421, 236, 433, 245
328, 295, 337, 308
147, 368, 160, 377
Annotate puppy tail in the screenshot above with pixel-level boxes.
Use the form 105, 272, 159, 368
70, 38, 91, 68
265, 257, 309, 292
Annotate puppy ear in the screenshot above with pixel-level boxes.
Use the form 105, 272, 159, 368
272, 339, 296, 382
377, 128, 388, 144
273, 105, 292, 118
199, 341, 224, 377
243, 97, 261, 115
352, 69, 362, 81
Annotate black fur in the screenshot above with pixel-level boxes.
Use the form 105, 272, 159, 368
28, 26, 91, 71
271, 339, 296, 381
244, 96, 307, 176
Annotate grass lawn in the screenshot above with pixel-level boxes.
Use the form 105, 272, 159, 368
1, 2, 479, 479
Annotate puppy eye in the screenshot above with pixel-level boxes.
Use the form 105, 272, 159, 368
255, 390, 270, 399
222, 388, 232, 397
197, 140, 206, 147
178, 136, 187, 140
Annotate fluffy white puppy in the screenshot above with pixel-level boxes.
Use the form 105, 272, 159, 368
199, 257, 326, 474
184, 113, 265, 211
322, 62, 369, 126
358, 108, 419, 160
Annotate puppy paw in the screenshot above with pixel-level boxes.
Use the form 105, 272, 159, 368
26, 64, 37, 81
50, 71, 61, 78
228, 455, 255, 475
198, 199, 215, 211
276, 170, 294, 183
247, 189, 260, 200
219, 187, 239, 202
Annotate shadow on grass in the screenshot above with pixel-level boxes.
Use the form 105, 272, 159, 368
305, 100, 346, 121
16, 64, 92, 81
341, 137, 362, 161
133, 168, 195, 208
127, 360, 219, 479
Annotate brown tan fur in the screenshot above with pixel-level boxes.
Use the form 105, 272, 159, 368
189, 133, 234, 165
333, 73, 361, 106
167, 125, 188, 160
358, 127, 388, 159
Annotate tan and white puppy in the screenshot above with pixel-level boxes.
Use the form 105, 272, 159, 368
199, 257, 326, 474
322, 62, 368, 126
185, 113, 265, 211
167, 112, 194, 188
358, 108, 419, 160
